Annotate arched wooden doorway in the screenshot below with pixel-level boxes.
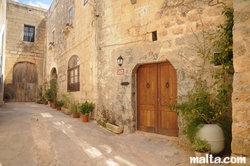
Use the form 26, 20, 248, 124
50, 67, 58, 101
13, 62, 38, 102
137, 61, 178, 136
51, 67, 57, 80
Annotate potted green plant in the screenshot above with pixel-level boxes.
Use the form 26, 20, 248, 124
169, 80, 229, 154
44, 79, 57, 108
70, 101, 79, 118
49, 79, 57, 108
55, 100, 64, 111
41, 96, 48, 105
97, 107, 124, 134
36, 99, 42, 104
61, 91, 71, 115
192, 138, 210, 157
36, 96, 46, 104
45, 89, 55, 108
45, 89, 53, 104
170, 5, 233, 155
97, 107, 109, 128
61, 91, 70, 107
78, 101, 95, 122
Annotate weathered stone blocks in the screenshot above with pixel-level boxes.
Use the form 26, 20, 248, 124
231, 0, 250, 163
4, 1, 46, 101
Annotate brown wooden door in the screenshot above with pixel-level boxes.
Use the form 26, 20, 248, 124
137, 62, 178, 136
137, 64, 157, 133
13, 62, 38, 102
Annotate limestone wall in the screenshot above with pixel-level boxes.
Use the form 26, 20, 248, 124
4, 0, 46, 100
95, 0, 232, 134
231, 0, 250, 164
46, 0, 235, 144
46, 0, 98, 103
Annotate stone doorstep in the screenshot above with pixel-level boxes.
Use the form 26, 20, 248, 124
134, 131, 179, 143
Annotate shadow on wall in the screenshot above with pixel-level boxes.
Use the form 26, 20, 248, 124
3, 83, 12, 101
0, 80, 3, 102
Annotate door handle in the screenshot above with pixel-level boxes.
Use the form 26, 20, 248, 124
165, 82, 169, 88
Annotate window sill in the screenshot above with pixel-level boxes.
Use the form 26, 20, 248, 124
22, 41, 35, 45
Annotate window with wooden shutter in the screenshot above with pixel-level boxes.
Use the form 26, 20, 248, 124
68, 55, 80, 91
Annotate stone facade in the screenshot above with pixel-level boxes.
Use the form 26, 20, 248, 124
231, 0, 250, 164
4, 0, 46, 101
46, 0, 234, 136
46, 0, 98, 103
95, 0, 232, 134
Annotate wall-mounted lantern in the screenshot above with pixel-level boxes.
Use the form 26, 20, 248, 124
117, 55, 123, 67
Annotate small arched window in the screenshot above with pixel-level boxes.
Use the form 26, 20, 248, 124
68, 55, 80, 91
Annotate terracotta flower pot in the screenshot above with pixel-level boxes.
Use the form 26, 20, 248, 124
73, 113, 79, 118
56, 106, 61, 111
44, 101, 48, 105
82, 114, 89, 122
50, 102, 56, 109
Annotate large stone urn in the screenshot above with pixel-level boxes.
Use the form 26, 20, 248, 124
196, 124, 225, 154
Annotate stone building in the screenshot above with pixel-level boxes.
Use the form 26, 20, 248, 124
231, 0, 250, 163
46, 0, 250, 163
4, 0, 46, 102
47, 0, 233, 134
0, 0, 6, 105
46, 0, 98, 104
2, 0, 250, 164
94, 0, 230, 137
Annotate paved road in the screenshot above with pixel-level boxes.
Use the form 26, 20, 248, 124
0, 102, 192, 166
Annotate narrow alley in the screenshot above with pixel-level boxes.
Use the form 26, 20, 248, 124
0, 102, 193, 166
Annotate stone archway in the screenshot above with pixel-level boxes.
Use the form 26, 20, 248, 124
50, 67, 57, 80
132, 60, 179, 137
136, 61, 178, 136
12, 62, 38, 102
49, 67, 58, 102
